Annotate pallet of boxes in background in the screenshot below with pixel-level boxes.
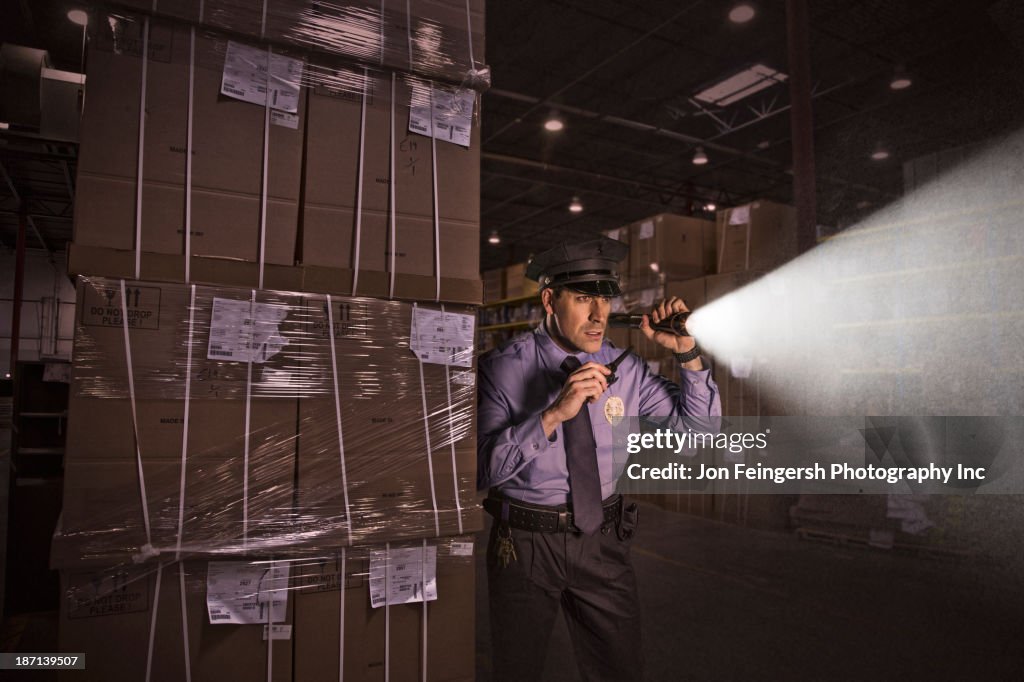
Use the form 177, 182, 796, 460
68, 3, 486, 304
53, 276, 480, 566
53, 276, 482, 679
60, 2, 486, 676
57, 537, 476, 682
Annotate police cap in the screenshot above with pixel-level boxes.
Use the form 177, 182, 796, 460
525, 237, 628, 297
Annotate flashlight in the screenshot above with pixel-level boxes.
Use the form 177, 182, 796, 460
608, 311, 692, 337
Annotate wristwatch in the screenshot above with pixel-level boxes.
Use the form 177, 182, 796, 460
673, 345, 701, 364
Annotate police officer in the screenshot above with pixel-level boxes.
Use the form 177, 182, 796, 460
478, 237, 721, 681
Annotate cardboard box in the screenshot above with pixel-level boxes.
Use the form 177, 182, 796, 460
503, 262, 539, 299
112, 0, 486, 86
74, 18, 303, 266
482, 267, 504, 302
715, 200, 798, 273
293, 543, 475, 682
602, 224, 626, 280
55, 277, 481, 565
664, 277, 708, 312
57, 398, 298, 567
300, 71, 480, 283
628, 214, 715, 281
55, 278, 302, 566
294, 298, 480, 547
59, 561, 293, 682
703, 270, 764, 303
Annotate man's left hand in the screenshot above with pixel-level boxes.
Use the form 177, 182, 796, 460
639, 296, 696, 354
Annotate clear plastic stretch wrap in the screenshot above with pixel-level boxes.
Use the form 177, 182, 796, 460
58, 537, 477, 682
53, 276, 480, 570
72, 6, 484, 302
90, 0, 488, 89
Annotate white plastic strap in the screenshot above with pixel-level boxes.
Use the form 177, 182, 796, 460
176, 285, 197, 560
258, 48, 271, 290
388, 74, 397, 299
384, 543, 391, 682
464, 0, 476, 68
428, 84, 441, 303
179, 564, 193, 682
420, 539, 428, 682
266, 560, 275, 682
378, 0, 386, 65
135, 19, 151, 281
121, 279, 153, 548
413, 304, 441, 536
242, 290, 256, 548
145, 561, 163, 682
184, 28, 196, 283
440, 304, 464, 534
352, 69, 369, 295
326, 295, 354, 546
717, 214, 728, 273
405, 0, 413, 68
744, 221, 752, 270
337, 549, 346, 682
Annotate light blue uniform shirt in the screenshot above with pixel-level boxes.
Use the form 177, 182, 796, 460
478, 323, 721, 505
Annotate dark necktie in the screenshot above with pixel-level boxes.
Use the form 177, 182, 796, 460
560, 356, 603, 535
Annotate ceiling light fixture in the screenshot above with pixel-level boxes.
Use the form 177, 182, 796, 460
488, 230, 501, 244
67, 9, 89, 26
695, 63, 786, 107
728, 3, 756, 24
889, 65, 912, 91
569, 196, 584, 213
692, 147, 709, 165
543, 110, 564, 132
870, 145, 890, 161
705, 202, 717, 212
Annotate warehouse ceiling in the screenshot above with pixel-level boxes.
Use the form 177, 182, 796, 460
2, 0, 1024, 272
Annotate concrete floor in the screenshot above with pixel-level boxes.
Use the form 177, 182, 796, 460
475, 502, 1024, 681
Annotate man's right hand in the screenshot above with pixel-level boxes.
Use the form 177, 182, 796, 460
540, 362, 611, 437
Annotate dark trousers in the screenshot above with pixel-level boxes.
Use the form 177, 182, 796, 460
486, 514, 644, 682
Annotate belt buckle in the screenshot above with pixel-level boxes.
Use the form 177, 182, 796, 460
557, 509, 570, 532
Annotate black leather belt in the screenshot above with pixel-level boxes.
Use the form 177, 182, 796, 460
484, 494, 622, 533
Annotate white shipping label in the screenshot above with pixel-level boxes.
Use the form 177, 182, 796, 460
451, 371, 476, 387
369, 546, 438, 608
207, 561, 291, 625
271, 110, 300, 129
263, 624, 293, 640
638, 221, 655, 239
728, 205, 751, 225
221, 41, 304, 113
410, 308, 475, 368
208, 297, 289, 364
408, 87, 476, 148
450, 542, 474, 556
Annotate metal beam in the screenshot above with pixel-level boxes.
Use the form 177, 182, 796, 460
484, 0, 706, 144
787, 0, 818, 255
0, 161, 53, 253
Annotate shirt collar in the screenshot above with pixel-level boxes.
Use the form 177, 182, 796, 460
534, 318, 600, 371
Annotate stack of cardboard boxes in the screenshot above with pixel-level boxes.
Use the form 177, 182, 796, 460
605, 203, 799, 529
56, 3, 484, 680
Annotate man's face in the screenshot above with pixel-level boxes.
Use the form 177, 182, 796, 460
543, 288, 612, 354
